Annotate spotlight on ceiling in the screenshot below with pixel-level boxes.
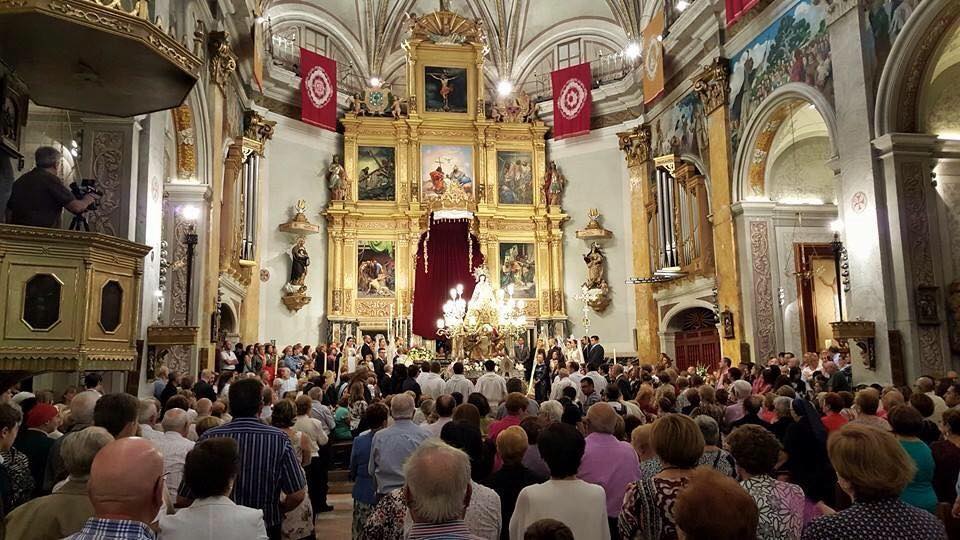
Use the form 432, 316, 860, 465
369, 77, 382, 88
496, 80, 513, 96
624, 41, 642, 61
676, 0, 690, 11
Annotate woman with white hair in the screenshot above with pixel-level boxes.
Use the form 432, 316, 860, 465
538, 401, 563, 424
692, 415, 737, 478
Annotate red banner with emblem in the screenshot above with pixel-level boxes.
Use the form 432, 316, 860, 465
726, 0, 760, 26
300, 48, 337, 131
551, 62, 592, 140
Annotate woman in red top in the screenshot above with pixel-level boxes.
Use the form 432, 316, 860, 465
820, 392, 849, 433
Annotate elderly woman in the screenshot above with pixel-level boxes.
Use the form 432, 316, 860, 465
3, 426, 113, 539
486, 426, 546, 540
801, 424, 946, 539
767, 396, 795, 443
727, 425, 804, 540
630, 423, 661, 480
888, 405, 938, 513
538, 400, 563, 424
619, 415, 704, 539
693, 415, 736, 478
783, 399, 835, 506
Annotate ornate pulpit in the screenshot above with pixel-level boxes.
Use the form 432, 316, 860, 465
0, 225, 151, 387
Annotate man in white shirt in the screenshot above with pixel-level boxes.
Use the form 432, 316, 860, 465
152, 408, 195, 502
418, 361, 446, 400
444, 362, 475, 397
550, 369, 575, 401
475, 360, 508, 412
425, 395, 455, 438
583, 363, 607, 397
137, 399, 163, 442
219, 340, 237, 372
278, 367, 299, 397
916, 376, 949, 423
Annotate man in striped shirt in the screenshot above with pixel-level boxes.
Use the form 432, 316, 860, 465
178, 378, 306, 540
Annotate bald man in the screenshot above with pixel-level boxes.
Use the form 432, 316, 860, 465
66, 438, 164, 539
577, 402, 640, 534
43, 390, 101, 492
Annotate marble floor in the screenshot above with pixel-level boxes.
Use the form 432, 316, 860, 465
312, 479, 354, 539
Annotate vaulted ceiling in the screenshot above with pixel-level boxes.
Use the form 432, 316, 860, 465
261, 0, 650, 95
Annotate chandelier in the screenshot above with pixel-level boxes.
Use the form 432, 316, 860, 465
436, 269, 528, 360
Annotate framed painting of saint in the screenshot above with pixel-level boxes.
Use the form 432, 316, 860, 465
497, 151, 534, 204
424, 66, 468, 113
499, 243, 536, 299
357, 146, 396, 201
420, 144, 474, 200
357, 241, 396, 298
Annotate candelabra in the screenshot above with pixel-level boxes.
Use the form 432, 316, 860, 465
435, 273, 528, 360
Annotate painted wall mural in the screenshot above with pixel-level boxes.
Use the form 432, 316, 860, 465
651, 92, 709, 160
865, 0, 923, 87
728, 0, 833, 153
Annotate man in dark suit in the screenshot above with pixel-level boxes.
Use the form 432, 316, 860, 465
547, 338, 563, 364
586, 335, 605, 367
581, 336, 590, 362
192, 369, 218, 402
514, 337, 531, 377
360, 335, 375, 362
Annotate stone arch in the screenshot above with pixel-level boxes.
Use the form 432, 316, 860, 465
218, 302, 238, 339
733, 84, 839, 203
660, 302, 721, 369
680, 152, 712, 210
874, 0, 960, 136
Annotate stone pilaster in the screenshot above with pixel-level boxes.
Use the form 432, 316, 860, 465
618, 124, 659, 361
828, 6, 898, 382
80, 117, 142, 240
693, 58, 746, 364
874, 133, 948, 379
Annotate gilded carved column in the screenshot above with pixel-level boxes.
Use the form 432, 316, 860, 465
694, 58, 746, 364
618, 125, 659, 360
219, 142, 245, 271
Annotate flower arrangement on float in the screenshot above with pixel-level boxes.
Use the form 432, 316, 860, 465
406, 346, 434, 366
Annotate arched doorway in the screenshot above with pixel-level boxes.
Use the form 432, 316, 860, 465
669, 307, 721, 371
218, 303, 237, 343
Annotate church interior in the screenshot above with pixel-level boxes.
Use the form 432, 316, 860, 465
0, 0, 958, 537
1, 0, 956, 397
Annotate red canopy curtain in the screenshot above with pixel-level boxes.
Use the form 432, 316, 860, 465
412, 217, 484, 338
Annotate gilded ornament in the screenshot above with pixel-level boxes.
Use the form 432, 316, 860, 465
618, 125, 652, 167
208, 31, 237, 90
693, 57, 730, 114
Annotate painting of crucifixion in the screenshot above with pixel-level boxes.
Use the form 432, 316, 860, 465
420, 144, 474, 200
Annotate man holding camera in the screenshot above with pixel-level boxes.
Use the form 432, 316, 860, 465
5, 146, 98, 228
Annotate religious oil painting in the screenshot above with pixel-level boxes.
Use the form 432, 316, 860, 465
357, 241, 395, 298
728, 0, 832, 153
424, 66, 468, 113
497, 151, 534, 205
420, 144, 474, 200
651, 92, 708, 160
357, 146, 396, 201
499, 243, 536, 299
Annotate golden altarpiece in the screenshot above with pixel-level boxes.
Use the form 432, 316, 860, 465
323, 10, 568, 343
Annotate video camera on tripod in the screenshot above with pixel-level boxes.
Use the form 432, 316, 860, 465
68, 179, 103, 231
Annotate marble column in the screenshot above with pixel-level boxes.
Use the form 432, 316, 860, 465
693, 59, 746, 364
617, 125, 660, 360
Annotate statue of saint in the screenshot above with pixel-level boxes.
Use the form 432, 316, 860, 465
326, 155, 350, 201
583, 242, 606, 290
290, 237, 310, 288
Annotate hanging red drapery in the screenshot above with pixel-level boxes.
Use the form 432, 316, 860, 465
412, 216, 484, 339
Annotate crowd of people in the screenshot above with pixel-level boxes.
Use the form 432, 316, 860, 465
0, 336, 956, 539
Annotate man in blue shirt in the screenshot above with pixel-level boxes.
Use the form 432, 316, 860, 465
178, 378, 306, 540
369, 393, 430, 497
67, 438, 164, 540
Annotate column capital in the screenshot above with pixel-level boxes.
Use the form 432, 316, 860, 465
824, 0, 860, 26
617, 124, 652, 168
693, 57, 730, 114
